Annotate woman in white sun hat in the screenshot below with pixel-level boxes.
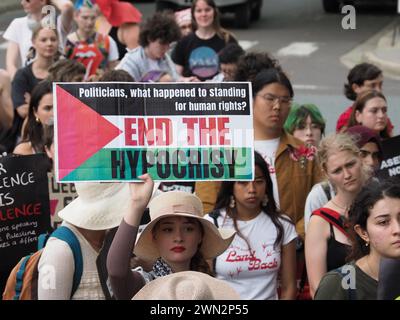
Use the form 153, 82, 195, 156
107, 173, 236, 300
37, 182, 133, 300
132, 270, 240, 300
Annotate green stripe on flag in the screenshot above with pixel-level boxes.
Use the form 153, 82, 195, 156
60, 147, 253, 182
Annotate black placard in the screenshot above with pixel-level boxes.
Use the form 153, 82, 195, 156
0, 154, 51, 293
377, 135, 400, 180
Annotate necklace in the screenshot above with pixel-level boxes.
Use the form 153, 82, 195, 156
331, 198, 350, 213
366, 255, 378, 280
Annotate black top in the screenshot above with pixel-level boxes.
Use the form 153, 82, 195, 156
172, 32, 237, 81
12, 63, 43, 110
5, 64, 43, 152
326, 223, 351, 271
311, 208, 351, 272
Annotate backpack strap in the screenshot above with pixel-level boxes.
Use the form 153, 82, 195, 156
37, 233, 50, 250
311, 209, 348, 238
51, 226, 83, 299
13, 254, 33, 300
320, 181, 332, 202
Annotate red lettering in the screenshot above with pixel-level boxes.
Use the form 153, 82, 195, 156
248, 258, 278, 271
125, 118, 137, 146
33, 203, 41, 215
125, 118, 173, 146
199, 118, 216, 145
226, 250, 257, 263
183, 117, 231, 146
182, 118, 198, 146
0, 203, 42, 221
137, 118, 154, 146
155, 118, 172, 146
218, 117, 230, 145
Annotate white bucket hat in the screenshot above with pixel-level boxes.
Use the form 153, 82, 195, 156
132, 271, 240, 300
58, 182, 131, 230
134, 191, 235, 262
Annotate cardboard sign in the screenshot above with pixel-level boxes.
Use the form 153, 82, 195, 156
377, 135, 400, 180
53, 82, 254, 182
48, 172, 77, 229
0, 154, 51, 275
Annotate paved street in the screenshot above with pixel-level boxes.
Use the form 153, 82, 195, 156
1, 0, 399, 134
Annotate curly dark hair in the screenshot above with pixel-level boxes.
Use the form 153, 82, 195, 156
99, 69, 135, 82
139, 12, 181, 47
344, 63, 382, 101
234, 52, 281, 82
47, 59, 86, 82
347, 177, 400, 262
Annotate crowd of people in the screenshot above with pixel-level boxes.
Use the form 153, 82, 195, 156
0, 0, 400, 301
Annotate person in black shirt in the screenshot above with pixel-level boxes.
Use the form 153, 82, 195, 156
172, 0, 237, 81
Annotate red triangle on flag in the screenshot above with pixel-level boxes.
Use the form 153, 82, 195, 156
55, 86, 122, 180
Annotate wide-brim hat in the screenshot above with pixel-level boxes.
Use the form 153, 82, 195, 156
97, 0, 142, 27
134, 191, 235, 262
132, 271, 240, 300
58, 182, 131, 230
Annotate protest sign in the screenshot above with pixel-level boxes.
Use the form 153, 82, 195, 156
0, 154, 51, 291
54, 82, 254, 182
48, 172, 77, 229
377, 135, 400, 180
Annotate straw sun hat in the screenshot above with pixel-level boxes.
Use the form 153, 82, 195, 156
58, 182, 132, 230
132, 271, 240, 300
134, 191, 235, 262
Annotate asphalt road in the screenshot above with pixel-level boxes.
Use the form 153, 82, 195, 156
1, 0, 399, 134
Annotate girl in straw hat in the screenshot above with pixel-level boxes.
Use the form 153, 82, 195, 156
205, 152, 298, 300
107, 174, 235, 300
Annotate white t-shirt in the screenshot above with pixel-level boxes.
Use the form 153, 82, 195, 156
254, 138, 281, 208
3, 17, 32, 66
3, 15, 70, 67
206, 209, 297, 300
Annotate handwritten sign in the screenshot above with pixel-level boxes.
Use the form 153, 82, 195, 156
53, 82, 254, 182
48, 172, 77, 229
0, 154, 51, 292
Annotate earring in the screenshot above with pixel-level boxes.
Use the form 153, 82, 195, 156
229, 195, 236, 208
365, 241, 369, 247
35, 117, 40, 123
262, 195, 268, 206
